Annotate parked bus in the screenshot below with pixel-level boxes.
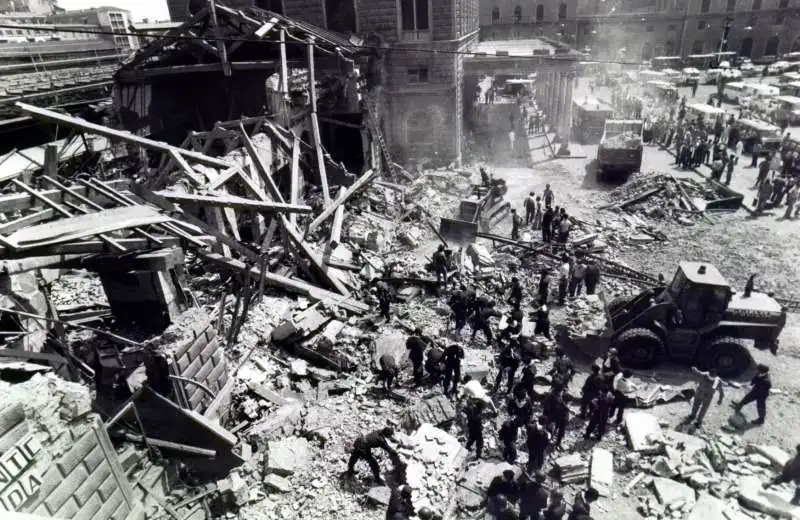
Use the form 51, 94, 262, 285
651, 56, 684, 71
772, 96, 800, 125
779, 81, 800, 97
644, 80, 679, 102
685, 103, 726, 128
687, 52, 737, 70
639, 70, 668, 83
722, 81, 747, 103
736, 119, 782, 156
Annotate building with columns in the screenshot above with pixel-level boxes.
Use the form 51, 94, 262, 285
481, 0, 800, 61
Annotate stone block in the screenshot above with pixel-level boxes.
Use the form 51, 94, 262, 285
45, 463, 89, 514
590, 447, 613, 497
267, 436, 310, 476
458, 462, 519, 508
652, 477, 696, 508
737, 476, 800, 519
73, 463, 112, 506
366, 486, 392, 506
747, 444, 791, 470
686, 493, 725, 520
625, 411, 663, 453
263, 474, 293, 493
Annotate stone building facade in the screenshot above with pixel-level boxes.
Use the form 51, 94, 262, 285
481, 0, 800, 60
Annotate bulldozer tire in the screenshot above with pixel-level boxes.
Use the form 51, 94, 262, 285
615, 328, 663, 369
704, 337, 753, 378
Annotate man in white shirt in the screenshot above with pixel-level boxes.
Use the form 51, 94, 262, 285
686, 366, 736, 428
460, 376, 498, 413
557, 258, 570, 305
610, 370, 638, 424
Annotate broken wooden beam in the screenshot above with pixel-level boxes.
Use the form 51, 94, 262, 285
239, 124, 285, 203
306, 169, 375, 233
118, 432, 217, 457
16, 102, 231, 169
154, 191, 313, 214
0, 179, 128, 213
307, 37, 330, 206
200, 252, 368, 314
289, 135, 301, 226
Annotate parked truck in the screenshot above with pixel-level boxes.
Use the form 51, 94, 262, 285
597, 119, 644, 181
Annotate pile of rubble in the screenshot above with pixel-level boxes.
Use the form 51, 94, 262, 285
602, 172, 731, 224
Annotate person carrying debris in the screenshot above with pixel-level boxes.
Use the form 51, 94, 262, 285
609, 369, 638, 425
499, 419, 519, 464
493, 340, 521, 395
487, 470, 519, 514
500, 303, 524, 342
346, 427, 399, 485
525, 192, 537, 224
584, 389, 615, 441
684, 366, 732, 428
519, 472, 549, 520
377, 354, 399, 391
579, 365, 605, 419
733, 363, 771, 425
425, 342, 445, 384
375, 281, 395, 321
526, 416, 552, 473
431, 245, 449, 293
442, 342, 465, 396
543, 489, 567, 520
471, 301, 501, 343
763, 444, 800, 505
406, 328, 432, 387
584, 261, 601, 295
534, 304, 551, 340
568, 488, 599, 520
386, 486, 414, 520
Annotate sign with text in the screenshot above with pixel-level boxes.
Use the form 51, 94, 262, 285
0, 432, 44, 511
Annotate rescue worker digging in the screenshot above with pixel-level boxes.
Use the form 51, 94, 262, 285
346, 427, 399, 485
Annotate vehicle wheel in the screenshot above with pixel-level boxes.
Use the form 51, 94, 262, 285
704, 336, 753, 378
615, 327, 663, 369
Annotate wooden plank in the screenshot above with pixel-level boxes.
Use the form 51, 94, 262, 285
43, 143, 58, 177
16, 102, 231, 170
0, 208, 54, 234
92, 419, 136, 506
279, 29, 289, 96
281, 217, 349, 296
239, 124, 285, 203
200, 252, 368, 313
0, 235, 215, 258
0, 179, 128, 213
168, 149, 205, 186
329, 205, 345, 246
206, 166, 242, 191
154, 191, 313, 214
307, 37, 330, 206
289, 135, 301, 226
307, 169, 375, 233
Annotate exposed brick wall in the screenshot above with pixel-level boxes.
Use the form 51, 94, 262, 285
282, 0, 326, 29
0, 405, 138, 520
166, 317, 229, 413
386, 46, 456, 87
357, 0, 398, 42
386, 89, 459, 163
432, 0, 454, 40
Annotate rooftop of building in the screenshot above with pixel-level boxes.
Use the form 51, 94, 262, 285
470, 38, 581, 58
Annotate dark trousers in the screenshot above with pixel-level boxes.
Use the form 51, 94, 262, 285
379, 370, 395, 391
580, 391, 596, 418
471, 321, 493, 342
548, 416, 567, 447
379, 300, 390, 320
568, 277, 583, 297
525, 208, 533, 224
609, 391, 629, 423
751, 154, 759, 168
527, 444, 547, 472
558, 278, 568, 304
443, 363, 461, 395
435, 267, 448, 292
585, 279, 597, 295
502, 440, 518, 464
585, 412, 609, 440
737, 390, 767, 422
347, 447, 381, 480
534, 320, 551, 339
493, 364, 518, 394
557, 230, 569, 243
411, 359, 424, 386
453, 310, 467, 331
542, 224, 551, 242
466, 428, 484, 458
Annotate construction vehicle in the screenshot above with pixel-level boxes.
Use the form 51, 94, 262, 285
558, 262, 786, 378
597, 120, 643, 181
438, 174, 510, 243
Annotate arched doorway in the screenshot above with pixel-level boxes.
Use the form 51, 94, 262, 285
641, 42, 653, 61
765, 36, 780, 56
740, 37, 753, 57
558, 3, 567, 19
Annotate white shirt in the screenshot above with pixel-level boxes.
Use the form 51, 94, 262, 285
613, 373, 637, 395
559, 262, 570, 280
461, 380, 491, 403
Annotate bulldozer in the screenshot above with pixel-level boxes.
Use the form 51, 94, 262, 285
558, 262, 786, 378
438, 175, 510, 243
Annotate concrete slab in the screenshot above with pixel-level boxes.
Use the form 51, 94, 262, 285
457, 462, 519, 509
589, 448, 614, 497
366, 486, 392, 506
662, 430, 706, 457
737, 476, 800, 519
263, 473, 293, 493
652, 477, 696, 507
747, 444, 791, 470
686, 493, 726, 520
625, 411, 663, 453
373, 333, 409, 369
267, 436, 310, 477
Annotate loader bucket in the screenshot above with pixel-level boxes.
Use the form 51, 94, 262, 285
439, 217, 478, 243
554, 325, 612, 366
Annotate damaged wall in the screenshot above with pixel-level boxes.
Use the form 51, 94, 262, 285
0, 376, 141, 519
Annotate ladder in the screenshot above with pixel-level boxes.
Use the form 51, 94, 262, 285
364, 92, 411, 181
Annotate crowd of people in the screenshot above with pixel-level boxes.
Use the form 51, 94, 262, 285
612, 85, 800, 217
